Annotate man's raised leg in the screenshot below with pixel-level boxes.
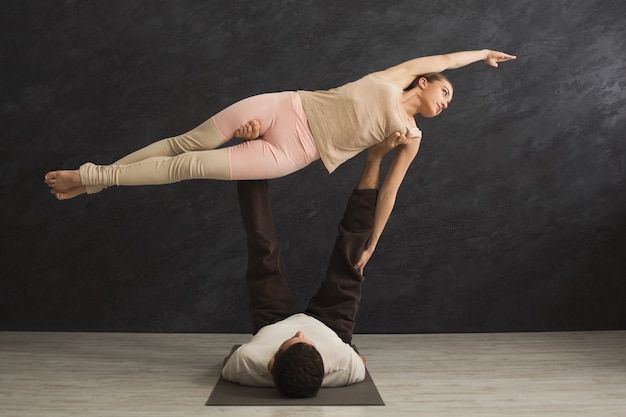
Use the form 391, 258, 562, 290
305, 132, 407, 343
237, 180, 297, 333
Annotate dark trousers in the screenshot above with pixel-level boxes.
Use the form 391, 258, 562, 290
237, 180, 377, 344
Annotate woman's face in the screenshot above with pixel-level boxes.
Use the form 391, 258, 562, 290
419, 79, 453, 118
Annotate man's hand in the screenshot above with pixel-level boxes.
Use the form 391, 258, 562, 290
354, 245, 374, 275
356, 132, 408, 191
368, 132, 409, 159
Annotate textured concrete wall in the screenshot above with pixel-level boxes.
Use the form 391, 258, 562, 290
2, 0, 625, 332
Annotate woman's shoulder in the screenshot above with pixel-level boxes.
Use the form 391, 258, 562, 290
367, 72, 403, 90
346, 73, 402, 97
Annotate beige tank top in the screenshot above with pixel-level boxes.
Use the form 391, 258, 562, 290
298, 74, 421, 173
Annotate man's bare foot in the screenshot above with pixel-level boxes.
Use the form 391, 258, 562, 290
50, 185, 87, 200
234, 120, 261, 140
44, 170, 81, 193
368, 132, 409, 157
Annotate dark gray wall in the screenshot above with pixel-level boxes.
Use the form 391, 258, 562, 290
2, 0, 625, 333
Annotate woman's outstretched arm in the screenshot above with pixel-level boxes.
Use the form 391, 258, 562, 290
354, 136, 421, 274
373, 49, 516, 89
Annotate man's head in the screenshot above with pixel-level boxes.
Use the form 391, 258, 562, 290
267, 331, 324, 398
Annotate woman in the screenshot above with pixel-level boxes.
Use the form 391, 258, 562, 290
45, 48, 516, 272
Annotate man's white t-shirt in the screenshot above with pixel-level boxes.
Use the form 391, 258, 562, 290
221, 313, 365, 387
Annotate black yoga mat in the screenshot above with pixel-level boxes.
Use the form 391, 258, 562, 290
206, 346, 384, 406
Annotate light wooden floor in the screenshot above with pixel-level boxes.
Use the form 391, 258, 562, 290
1, 331, 624, 417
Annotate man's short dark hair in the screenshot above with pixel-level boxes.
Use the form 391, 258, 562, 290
271, 343, 324, 398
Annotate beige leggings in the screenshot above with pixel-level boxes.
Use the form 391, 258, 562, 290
80, 91, 319, 193
81, 118, 228, 194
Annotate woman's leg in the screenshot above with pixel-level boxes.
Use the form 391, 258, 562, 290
77, 126, 317, 187
46, 119, 263, 199
45, 92, 319, 197
227, 92, 320, 179
45, 116, 228, 196
79, 147, 231, 187
80, 117, 229, 195
116, 117, 227, 163
46, 119, 262, 199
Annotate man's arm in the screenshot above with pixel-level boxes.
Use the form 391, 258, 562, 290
354, 133, 417, 274
223, 353, 233, 367
356, 132, 410, 190
304, 134, 407, 344
358, 354, 367, 366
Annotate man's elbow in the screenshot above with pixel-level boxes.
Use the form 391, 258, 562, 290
378, 190, 397, 204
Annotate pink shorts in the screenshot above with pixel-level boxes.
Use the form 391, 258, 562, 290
211, 91, 320, 180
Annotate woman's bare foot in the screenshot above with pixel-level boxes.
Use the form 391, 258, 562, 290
50, 185, 88, 200
44, 170, 82, 193
234, 120, 261, 140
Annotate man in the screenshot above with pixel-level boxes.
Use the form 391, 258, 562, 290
222, 132, 408, 398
